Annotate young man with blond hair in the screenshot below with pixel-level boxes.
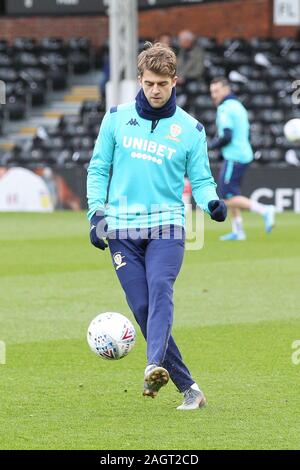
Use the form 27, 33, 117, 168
87, 43, 227, 410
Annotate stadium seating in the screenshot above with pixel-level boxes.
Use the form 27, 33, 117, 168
2, 99, 105, 167
188, 36, 300, 165
2, 35, 300, 167
0, 37, 94, 120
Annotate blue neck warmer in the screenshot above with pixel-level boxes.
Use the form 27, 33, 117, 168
221, 93, 238, 104
135, 87, 177, 121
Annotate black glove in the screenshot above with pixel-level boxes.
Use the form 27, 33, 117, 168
89, 212, 108, 250
208, 200, 227, 222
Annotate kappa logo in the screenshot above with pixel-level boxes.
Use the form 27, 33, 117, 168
166, 124, 182, 142
113, 252, 127, 270
126, 118, 140, 127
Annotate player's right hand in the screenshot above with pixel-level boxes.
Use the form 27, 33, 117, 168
89, 212, 108, 250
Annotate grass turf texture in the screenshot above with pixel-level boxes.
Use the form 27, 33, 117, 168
0, 211, 299, 450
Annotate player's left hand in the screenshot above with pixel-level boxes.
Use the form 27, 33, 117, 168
208, 199, 227, 222
90, 212, 108, 250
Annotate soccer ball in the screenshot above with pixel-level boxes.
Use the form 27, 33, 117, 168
87, 312, 136, 360
284, 118, 300, 142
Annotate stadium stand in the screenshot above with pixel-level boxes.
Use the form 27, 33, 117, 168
0, 37, 93, 121
1, 35, 300, 168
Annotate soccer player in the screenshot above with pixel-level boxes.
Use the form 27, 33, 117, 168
209, 77, 275, 240
87, 43, 227, 410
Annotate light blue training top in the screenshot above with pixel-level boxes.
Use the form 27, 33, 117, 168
87, 101, 218, 230
216, 96, 253, 164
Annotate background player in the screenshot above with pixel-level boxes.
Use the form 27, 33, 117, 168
209, 77, 275, 241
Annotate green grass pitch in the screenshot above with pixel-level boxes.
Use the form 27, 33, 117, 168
0, 211, 299, 450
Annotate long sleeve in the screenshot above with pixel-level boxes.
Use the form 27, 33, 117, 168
186, 125, 218, 213
208, 128, 233, 150
87, 110, 115, 220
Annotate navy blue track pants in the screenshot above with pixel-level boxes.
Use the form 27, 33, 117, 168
107, 225, 195, 392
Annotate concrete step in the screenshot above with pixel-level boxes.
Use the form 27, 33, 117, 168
71, 86, 99, 94
26, 117, 59, 127
48, 101, 82, 110
64, 85, 100, 103
18, 127, 37, 136
43, 110, 79, 118
0, 141, 15, 150
63, 95, 99, 103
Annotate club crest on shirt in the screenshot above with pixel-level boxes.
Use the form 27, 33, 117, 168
166, 124, 182, 142
113, 252, 127, 270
